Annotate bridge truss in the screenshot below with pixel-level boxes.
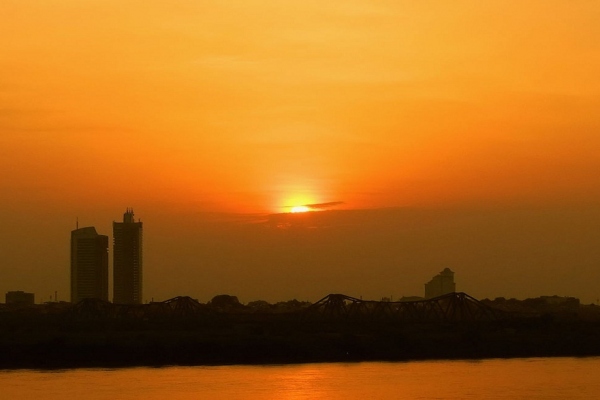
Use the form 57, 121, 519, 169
303, 292, 503, 323
68, 292, 503, 323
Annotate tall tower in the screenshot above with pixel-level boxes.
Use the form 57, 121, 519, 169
71, 226, 109, 302
113, 208, 143, 304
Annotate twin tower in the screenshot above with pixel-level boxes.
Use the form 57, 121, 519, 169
70, 209, 143, 304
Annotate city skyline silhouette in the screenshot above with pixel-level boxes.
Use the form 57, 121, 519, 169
2, 205, 599, 305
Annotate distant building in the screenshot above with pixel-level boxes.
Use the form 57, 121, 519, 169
6, 291, 35, 305
399, 296, 425, 302
424, 268, 456, 299
71, 226, 109, 302
113, 208, 143, 304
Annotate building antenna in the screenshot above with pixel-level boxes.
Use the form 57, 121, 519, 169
76, 217, 79, 230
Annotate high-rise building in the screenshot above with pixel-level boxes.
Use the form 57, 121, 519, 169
424, 268, 456, 299
71, 226, 109, 302
113, 208, 143, 304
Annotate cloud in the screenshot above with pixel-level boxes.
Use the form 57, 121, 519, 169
304, 201, 344, 210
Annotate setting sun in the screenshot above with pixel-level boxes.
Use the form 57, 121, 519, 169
290, 205, 310, 213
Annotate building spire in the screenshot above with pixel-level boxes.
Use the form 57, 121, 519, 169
123, 208, 135, 223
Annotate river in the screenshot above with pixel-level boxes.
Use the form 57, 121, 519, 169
2, 357, 598, 399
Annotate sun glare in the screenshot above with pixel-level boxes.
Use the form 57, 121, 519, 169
290, 205, 310, 213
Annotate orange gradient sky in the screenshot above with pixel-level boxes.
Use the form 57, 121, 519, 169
1, 1, 600, 303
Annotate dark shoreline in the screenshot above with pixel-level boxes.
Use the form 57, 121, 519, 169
3, 317, 600, 370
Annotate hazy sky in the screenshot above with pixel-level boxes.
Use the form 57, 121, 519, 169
2, 1, 600, 304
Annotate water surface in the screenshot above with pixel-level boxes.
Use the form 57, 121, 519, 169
2, 357, 598, 399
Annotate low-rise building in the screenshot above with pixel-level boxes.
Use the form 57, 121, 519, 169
6, 291, 35, 305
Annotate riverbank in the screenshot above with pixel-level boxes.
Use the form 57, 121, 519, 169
2, 316, 600, 369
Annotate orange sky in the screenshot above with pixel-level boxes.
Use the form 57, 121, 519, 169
1, 1, 600, 303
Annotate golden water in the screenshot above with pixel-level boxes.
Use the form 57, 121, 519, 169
2, 357, 598, 399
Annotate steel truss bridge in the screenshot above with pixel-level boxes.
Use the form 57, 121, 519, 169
68, 292, 504, 323
303, 292, 503, 323
70, 296, 211, 320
